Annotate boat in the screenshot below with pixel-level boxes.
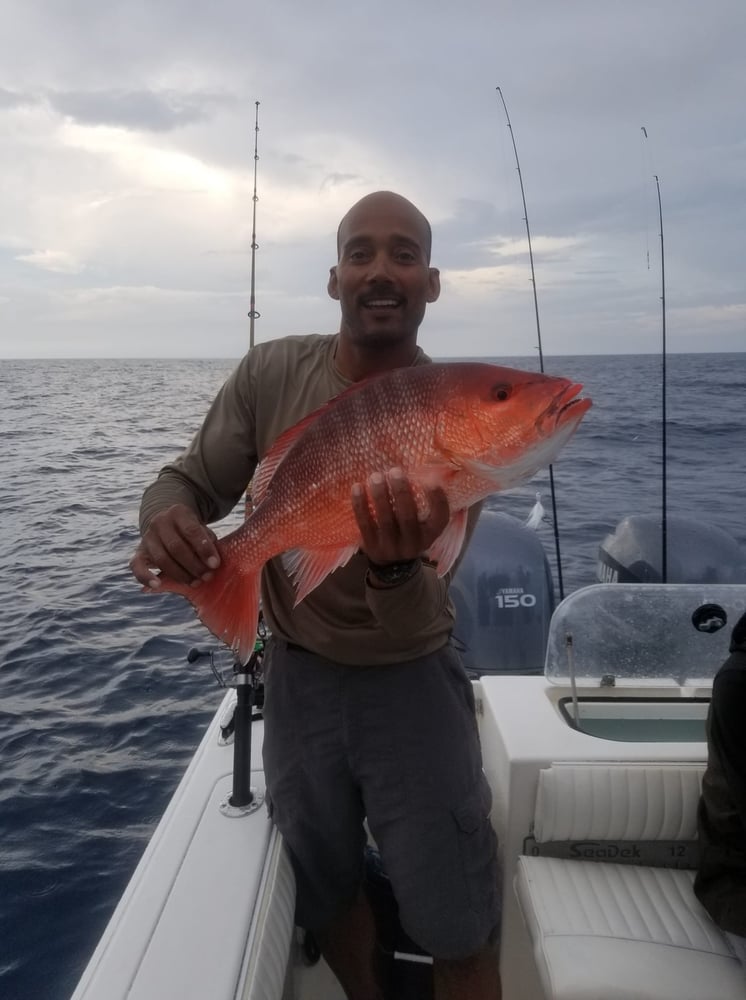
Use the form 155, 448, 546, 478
68, 502, 746, 1000
68, 573, 746, 1000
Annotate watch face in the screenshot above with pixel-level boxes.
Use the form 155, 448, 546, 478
368, 559, 420, 585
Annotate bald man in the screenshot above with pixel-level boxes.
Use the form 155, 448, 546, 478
131, 192, 502, 999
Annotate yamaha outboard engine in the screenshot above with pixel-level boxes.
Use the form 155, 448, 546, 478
597, 514, 746, 584
450, 509, 554, 676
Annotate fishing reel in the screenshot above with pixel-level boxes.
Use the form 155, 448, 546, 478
187, 614, 270, 815
186, 612, 269, 723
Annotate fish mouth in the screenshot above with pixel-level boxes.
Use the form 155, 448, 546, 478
539, 381, 592, 430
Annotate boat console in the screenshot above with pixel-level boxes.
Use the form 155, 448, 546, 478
477, 582, 746, 1000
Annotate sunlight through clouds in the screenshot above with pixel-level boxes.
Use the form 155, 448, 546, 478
16, 249, 84, 274
58, 121, 234, 198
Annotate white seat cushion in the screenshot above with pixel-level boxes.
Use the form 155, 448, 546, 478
533, 763, 705, 843
515, 855, 746, 1000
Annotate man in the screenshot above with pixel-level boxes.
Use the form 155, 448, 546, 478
695, 609, 746, 944
129, 191, 502, 1000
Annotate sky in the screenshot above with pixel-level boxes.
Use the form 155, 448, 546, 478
1, 0, 744, 359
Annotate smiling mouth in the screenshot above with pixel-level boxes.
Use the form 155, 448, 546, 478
362, 297, 401, 309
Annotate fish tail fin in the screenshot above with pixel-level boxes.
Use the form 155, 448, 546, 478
155, 559, 261, 665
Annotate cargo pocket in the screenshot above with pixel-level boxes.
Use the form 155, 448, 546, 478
452, 770, 492, 832
451, 773, 500, 922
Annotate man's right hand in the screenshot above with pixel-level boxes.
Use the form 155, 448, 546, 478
129, 504, 221, 590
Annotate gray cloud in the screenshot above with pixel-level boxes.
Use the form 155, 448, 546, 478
0, 87, 36, 109
46, 88, 235, 132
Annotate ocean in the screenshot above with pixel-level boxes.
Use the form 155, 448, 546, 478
1, 352, 744, 1000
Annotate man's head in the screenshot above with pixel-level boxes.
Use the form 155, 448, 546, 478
328, 191, 440, 352
335, 191, 433, 263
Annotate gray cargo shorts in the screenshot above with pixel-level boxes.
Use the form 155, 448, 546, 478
261, 638, 501, 960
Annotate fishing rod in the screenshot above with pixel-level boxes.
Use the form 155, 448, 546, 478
655, 171, 667, 583
244, 101, 261, 514
496, 86, 566, 601
641, 127, 667, 583
248, 100, 261, 349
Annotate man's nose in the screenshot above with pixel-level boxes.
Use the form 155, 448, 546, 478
365, 251, 393, 281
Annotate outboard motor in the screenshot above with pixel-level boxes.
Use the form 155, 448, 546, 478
597, 514, 746, 585
450, 509, 554, 676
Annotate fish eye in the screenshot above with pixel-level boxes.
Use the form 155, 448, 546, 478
491, 383, 511, 402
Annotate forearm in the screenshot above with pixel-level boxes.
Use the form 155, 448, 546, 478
139, 468, 222, 535
138, 353, 258, 537
365, 561, 452, 638
362, 502, 481, 638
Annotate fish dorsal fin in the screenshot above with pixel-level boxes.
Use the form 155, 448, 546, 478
252, 378, 378, 507
425, 507, 469, 576
282, 544, 360, 605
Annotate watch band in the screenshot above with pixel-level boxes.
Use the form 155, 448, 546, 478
366, 558, 421, 586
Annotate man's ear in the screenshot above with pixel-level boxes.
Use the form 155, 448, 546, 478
328, 266, 339, 300
426, 267, 441, 303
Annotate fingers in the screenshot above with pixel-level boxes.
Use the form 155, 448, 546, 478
129, 543, 161, 588
129, 504, 221, 588
421, 482, 451, 543
351, 468, 450, 564
352, 476, 388, 558
387, 468, 420, 536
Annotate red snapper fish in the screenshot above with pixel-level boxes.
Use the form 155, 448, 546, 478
154, 362, 591, 661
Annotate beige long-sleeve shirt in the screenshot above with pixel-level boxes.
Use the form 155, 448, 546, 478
140, 333, 475, 665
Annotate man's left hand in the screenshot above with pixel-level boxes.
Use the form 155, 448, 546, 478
351, 467, 450, 566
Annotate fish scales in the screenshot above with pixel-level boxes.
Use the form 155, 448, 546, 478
152, 362, 591, 661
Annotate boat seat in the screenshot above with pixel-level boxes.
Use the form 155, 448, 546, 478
531, 760, 704, 854
514, 762, 746, 1000
515, 855, 746, 1000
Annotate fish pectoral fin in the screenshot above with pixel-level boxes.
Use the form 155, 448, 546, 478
460, 456, 504, 485
415, 459, 462, 490
282, 545, 359, 605
425, 507, 469, 577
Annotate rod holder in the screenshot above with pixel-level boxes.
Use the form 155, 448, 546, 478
230, 673, 255, 808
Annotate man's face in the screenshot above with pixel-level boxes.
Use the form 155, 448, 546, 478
328, 194, 440, 348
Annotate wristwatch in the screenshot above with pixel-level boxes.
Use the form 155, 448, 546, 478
366, 558, 421, 587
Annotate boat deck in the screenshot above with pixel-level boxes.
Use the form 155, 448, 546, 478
70, 583, 746, 1000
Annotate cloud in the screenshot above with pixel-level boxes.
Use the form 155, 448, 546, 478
15, 249, 84, 274
46, 88, 234, 132
0, 87, 35, 109
57, 120, 235, 197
